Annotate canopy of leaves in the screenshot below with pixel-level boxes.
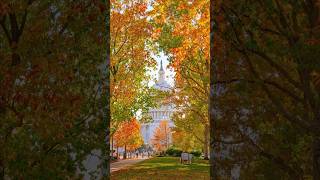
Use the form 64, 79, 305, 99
151, 120, 171, 152
212, 0, 320, 178
113, 118, 143, 151
110, 0, 156, 135
0, 0, 108, 178
150, 0, 210, 157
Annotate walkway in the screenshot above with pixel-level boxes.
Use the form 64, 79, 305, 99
111, 158, 149, 172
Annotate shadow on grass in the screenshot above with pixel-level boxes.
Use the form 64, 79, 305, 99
111, 157, 210, 180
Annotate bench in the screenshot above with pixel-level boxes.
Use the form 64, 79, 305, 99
180, 152, 192, 164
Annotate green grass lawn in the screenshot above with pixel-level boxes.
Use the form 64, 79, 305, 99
111, 157, 210, 180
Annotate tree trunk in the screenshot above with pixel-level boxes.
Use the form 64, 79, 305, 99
0, 159, 4, 179
111, 136, 113, 153
111, 136, 114, 159
208, 1, 218, 180
313, 136, 320, 179
102, 0, 111, 179
204, 124, 209, 160
209, 0, 218, 178
124, 145, 127, 159
116, 146, 119, 158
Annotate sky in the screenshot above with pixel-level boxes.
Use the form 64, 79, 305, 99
148, 52, 175, 87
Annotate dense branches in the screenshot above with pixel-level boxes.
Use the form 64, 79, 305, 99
212, 0, 320, 178
0, 0, 108, 178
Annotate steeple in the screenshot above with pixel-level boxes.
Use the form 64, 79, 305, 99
154, 59, 171, 91
158, 60, 165, 83
160, 60, 164, 71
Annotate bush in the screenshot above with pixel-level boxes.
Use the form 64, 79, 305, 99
166, 148, 183, 157
190, 150, 201, 157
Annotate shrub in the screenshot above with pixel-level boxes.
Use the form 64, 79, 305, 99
190, 150, 201, 157
166, 147, 183, 157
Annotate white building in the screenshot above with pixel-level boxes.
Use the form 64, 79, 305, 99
141, 60, 175, 147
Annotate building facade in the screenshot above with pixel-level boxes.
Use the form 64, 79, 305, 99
141, 61, 175, 147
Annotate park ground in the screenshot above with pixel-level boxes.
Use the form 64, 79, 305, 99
111, 157, 210, 180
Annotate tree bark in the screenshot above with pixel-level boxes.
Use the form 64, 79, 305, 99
111, 136, 113, 156
313, 136, 320, 179
0, 159, 4, 179
116, 146, 119, 158
103, 0, 111, 179
124, 145, 127, 159
204, 124, 209, 160
209, 0, 218, 179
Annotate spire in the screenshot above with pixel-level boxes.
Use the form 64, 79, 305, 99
160, 60, 164, 71
154, 59, 171, 91
158, 60, 165, 83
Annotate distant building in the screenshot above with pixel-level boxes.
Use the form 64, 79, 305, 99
140, 60, 175, 148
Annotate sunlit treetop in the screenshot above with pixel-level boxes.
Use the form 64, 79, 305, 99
150, 0, 209, 80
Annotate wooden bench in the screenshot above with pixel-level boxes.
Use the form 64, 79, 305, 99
180, 152, 192, 164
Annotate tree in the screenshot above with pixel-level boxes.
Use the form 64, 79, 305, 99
150, 0, 210, 159
0, 0, 109, 178
113, 118, 143, 159
172, 101, 209, 159
109, 1, 157, 160
172, 129, 203, 152
211, 0, 320, 179
110, 0, 155, 135
152, 120, 171, 152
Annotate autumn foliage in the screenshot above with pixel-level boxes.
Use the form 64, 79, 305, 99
151, 0, 209, 76
113, 118, 143, 152
150, 0, 210, 159
151, 120, 171, 152
210, 0, 320, 179
0, 1, 108, 178
110, 0, 155, 136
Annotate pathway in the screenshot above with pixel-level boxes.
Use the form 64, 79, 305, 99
111, 158, 148, 172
